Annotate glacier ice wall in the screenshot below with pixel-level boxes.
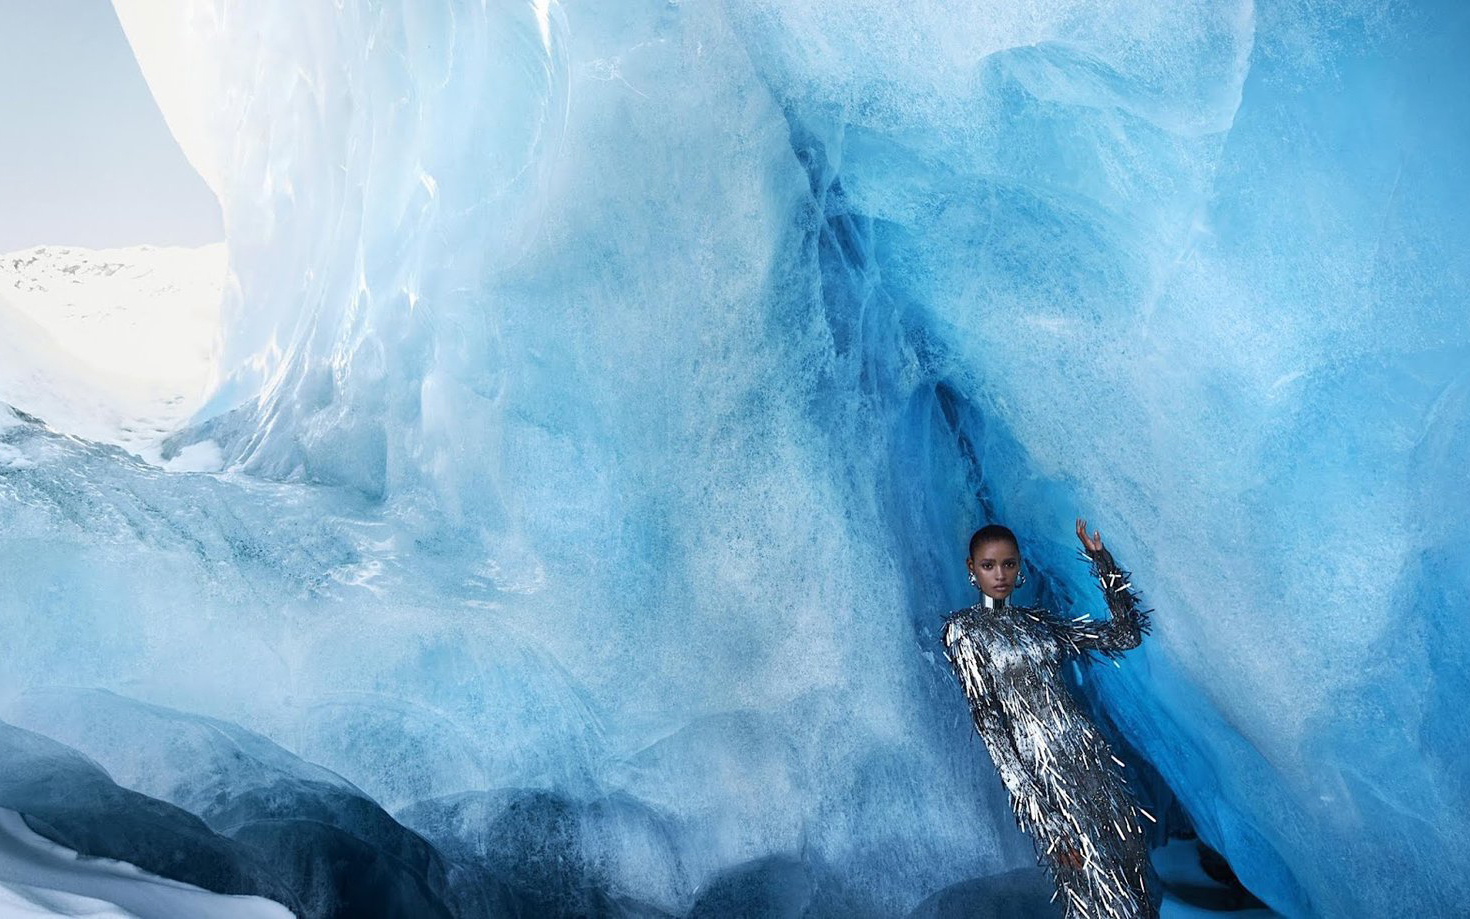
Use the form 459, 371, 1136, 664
3, 0, 1462, 915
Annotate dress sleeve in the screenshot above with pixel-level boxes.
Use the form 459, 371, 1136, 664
943, 618, 1055, 834
1049, 546, 1152, 660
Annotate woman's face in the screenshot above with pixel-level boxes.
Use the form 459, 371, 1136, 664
968, 539, 1020, 601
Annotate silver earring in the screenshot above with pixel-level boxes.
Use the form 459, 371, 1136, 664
968, 572, 978, 588
1016, 571, 1026, 587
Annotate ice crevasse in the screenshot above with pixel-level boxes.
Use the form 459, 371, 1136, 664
0, 1, 1467, 916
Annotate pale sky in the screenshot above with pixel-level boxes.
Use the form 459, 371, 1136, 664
0, 0, 221, 252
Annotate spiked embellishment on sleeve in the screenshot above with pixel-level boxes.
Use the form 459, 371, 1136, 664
1048, 547, 1154, 660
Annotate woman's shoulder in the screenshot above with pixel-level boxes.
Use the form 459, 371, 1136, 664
1011, 603, 1054, 620
1011, 604, 1070, 630
940, 606, 979, 645
942, 603, 1059, 637
947, 602, 1052, 619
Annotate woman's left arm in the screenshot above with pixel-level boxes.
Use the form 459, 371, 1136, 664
1051, 519, 1153, 659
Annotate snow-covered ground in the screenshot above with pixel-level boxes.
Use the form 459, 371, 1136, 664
0, 808, 290, 919
0, 244, 225, 466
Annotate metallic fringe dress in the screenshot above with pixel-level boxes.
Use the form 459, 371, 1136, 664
942, 547, 1157, 919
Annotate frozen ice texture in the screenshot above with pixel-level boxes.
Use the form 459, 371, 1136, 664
0, 696, 445, 918
0, 720, 293, 919
1, 0, 1464, 915
0, 805, 289, 919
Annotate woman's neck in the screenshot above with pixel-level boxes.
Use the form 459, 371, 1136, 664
979, 593, 1006, 610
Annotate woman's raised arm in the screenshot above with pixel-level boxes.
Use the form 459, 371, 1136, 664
1049, 519, 1153, 659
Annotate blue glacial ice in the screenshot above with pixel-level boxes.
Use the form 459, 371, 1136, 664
1, 0, 1467, 915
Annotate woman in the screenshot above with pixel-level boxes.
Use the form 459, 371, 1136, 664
942, 519, 1157, 919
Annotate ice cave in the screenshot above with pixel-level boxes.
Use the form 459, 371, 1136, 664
1, 1, 1467, 916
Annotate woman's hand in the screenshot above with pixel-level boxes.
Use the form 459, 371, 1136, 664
1075, 518, 1104, 554
1058, 846, 1086, 871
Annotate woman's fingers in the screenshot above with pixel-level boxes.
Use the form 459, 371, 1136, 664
1075, 517, 1105, 552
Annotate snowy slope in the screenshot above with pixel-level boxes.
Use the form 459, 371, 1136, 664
0, 244, 224, 465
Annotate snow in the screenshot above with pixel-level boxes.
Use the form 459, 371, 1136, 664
0, 808, 291, 919
0, 244, 225, 462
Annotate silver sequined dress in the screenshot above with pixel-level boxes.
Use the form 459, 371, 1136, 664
942, 547, 1156, 919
